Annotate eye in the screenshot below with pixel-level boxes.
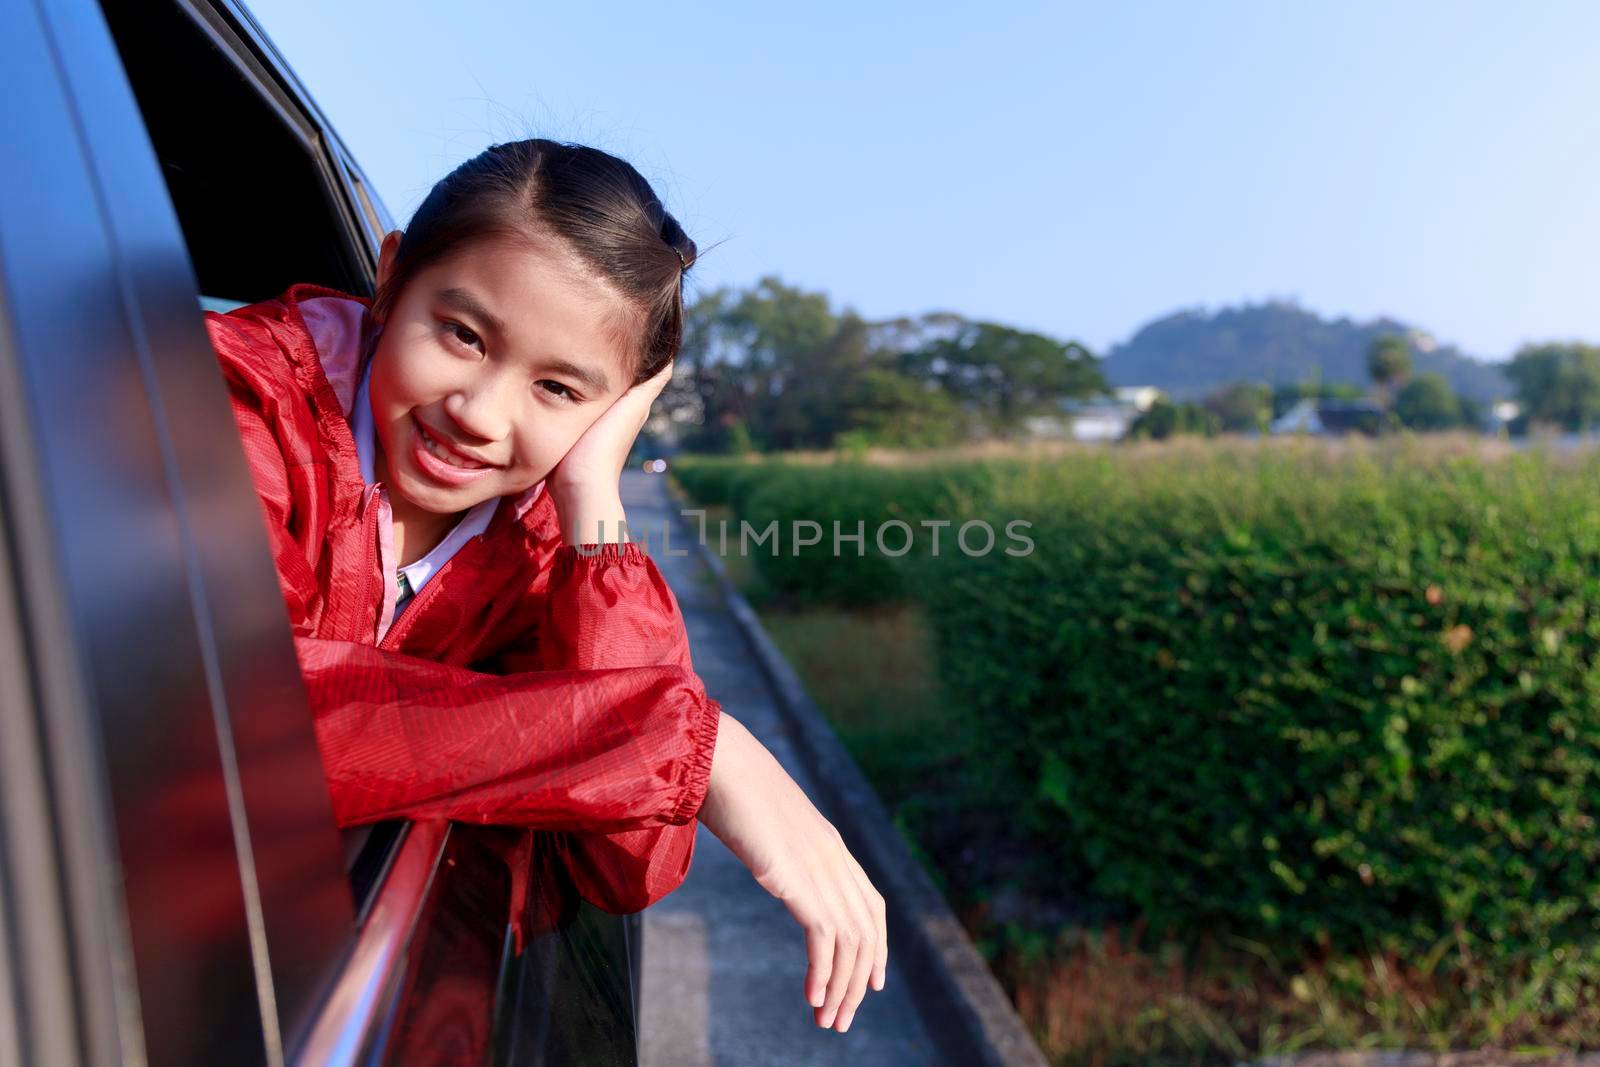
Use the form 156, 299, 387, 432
537, 379, 580, 403
442, 320, 484, 354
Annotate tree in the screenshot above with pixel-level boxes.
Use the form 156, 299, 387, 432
727, 277, 841, 448
1203, 381, 1274, 433
671, 276, 840, 452
1506, 342, 1600, 432
1366, 334, 1413, 408
839, 368, 973, 448
904, 322, 1105, 437
1393, 373, 1464, 431
671, 276, 1104, 452
1271, 380, 1366, 419
658, 285, 735, 448
1127, 398, 1220, 440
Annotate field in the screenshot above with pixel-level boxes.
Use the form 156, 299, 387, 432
673, 435, 1600, 1065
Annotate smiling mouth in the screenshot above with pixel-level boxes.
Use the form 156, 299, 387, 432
415, 418, 495, 470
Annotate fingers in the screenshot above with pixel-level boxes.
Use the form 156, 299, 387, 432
824, 858, 881, 1032
815, 909, 862, 1030
607, 357, 674, 430
831, 916, 876, 1033
645, 355, 675, 390
791, 871, 881, 1033
813, 836, 885, 1032
803, 920, 833, 1010
624, 356, 675, 401
739, 774, 889, 1034
843, 849, 888, 992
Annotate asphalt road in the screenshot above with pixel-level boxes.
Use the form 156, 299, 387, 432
620, 470, 947, 1066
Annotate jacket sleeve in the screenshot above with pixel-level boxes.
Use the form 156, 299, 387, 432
491, 544, 721, 913
295, 636, 721, 836
209, 311, 721, 846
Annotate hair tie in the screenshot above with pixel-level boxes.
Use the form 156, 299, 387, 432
660, 210, 688, 270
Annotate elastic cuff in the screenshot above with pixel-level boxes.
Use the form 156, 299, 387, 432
669, 694, 723, 825
557, 541, 649, 564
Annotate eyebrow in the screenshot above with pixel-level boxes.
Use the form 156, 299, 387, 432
438, 287, 507, 339
436, 286, 613, 396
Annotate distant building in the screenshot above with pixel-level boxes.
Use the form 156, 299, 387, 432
1067, 402, 1140, 441
1270, 399, 1385, 436
1488, 400, 1521, 433
1023, 386, 1164, 441
1113, 386, 1162, 412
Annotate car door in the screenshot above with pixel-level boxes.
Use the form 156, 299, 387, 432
2, 0, 643, 1063
0, 1, 342, 1062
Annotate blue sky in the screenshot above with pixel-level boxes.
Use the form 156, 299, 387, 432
248, 0, 1600, 361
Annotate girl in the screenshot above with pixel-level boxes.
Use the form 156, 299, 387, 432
204, 139, 886, 1034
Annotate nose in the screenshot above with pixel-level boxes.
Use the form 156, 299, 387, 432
442, 367, 516, 444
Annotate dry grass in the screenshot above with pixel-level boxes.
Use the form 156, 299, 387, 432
763, 430, 1600, 472
985, 923, 1600, 1066
776, 437, 1107, 467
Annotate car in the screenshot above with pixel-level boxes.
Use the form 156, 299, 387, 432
0, 1, 641, 1063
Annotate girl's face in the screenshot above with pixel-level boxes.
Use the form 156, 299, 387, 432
367, 230, 633, 517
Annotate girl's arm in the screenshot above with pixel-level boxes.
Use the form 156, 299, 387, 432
546, 370, 888, 1032
293, 636, 720, 834
486, 539, 714, 915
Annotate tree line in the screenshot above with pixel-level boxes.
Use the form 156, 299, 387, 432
1131, 335, 1600, 439
661, 277, 1600, 449
661, 275, 1106, 452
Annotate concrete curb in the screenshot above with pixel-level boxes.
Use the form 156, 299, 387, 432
668, 486, 1050, 1067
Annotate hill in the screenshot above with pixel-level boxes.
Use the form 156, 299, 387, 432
1102, 301, 1510, 403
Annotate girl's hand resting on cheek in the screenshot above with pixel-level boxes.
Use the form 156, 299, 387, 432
697, 711, 889, 1033
546, 360, 674, 544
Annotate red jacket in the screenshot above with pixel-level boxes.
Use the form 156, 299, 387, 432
204, 282, 722, 920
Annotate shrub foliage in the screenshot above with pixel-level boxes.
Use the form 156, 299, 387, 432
676, 456, 1002, 605
911, 443, 1600, 980
677, 442, 1600, 990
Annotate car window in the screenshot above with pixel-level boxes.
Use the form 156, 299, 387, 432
98, 0, 373, 303
199, 295, 249, 314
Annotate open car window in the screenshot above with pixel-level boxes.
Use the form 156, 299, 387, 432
99, 0, 374, 302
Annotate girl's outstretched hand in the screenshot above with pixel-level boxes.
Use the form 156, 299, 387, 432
696, 711, 888, 1033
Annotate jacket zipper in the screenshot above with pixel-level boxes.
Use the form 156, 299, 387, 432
371, 487, 516, 653
377, 560, 450, 651
375, 514, 472, 652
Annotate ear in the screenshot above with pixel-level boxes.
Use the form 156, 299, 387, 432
373, 229, 404, 321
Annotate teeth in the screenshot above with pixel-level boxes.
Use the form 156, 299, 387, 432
420, 426, 486, 469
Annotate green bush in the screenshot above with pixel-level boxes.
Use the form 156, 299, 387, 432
909, 443, 1600, 982
668, 454, 777, 510
729, 459, 1001, 606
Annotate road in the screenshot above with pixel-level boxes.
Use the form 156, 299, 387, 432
619, 469, 948, 1066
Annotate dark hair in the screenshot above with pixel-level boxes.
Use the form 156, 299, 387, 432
371, 139, 698, 387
